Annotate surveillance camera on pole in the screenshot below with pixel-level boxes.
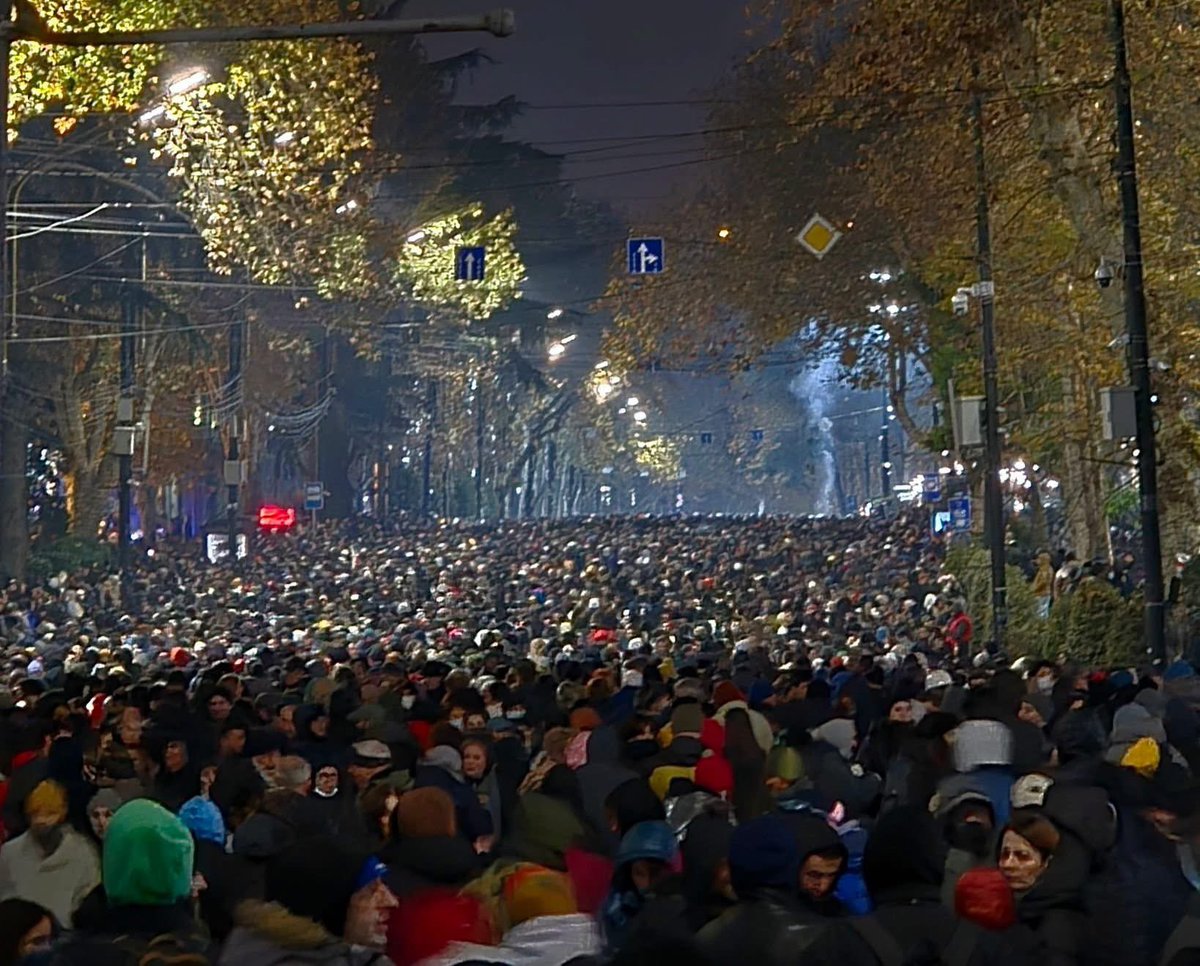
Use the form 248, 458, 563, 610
952, 288, 971, 317
1095, 258, 1116, 289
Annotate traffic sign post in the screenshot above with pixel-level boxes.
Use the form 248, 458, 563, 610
304, 481, 324, 533
796, 213, 841, 259
455, 246, 486, 281
923, 473, 941, 504
949, 496, 972, 533
627, 237, 665, 275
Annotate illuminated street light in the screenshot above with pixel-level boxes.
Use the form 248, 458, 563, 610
138, 105, 167, 126
717, 227, 732, 240
336, 199, 360, 215
547, 307, 564, 320
166, 68, 210, 96
405, 229, 427, 244
274, 130, 297, 146
633, 410, 647, 423
626, 396, 639, 407
548, 342, 567, 360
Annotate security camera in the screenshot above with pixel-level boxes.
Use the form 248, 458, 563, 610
951, 288, 971, 317
1095, 259, 1115, 289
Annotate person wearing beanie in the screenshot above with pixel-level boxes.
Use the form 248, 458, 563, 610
0, 780, 99, 927
697, 814, 826, 965
381, 788, 481, 898
221, 836, 397, 964
636, 700, 706, 778
50, 798, 211, 964
85, 788, 122, 844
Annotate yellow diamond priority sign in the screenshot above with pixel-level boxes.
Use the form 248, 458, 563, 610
797, 213, 841, 259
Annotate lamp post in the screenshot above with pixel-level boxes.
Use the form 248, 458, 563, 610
1110, 0, 1166, 665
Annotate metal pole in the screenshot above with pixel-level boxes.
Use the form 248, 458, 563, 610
1111, 0, 1166, 665
16, 9, 515, 45
117, 272, 136, 576
226, 319, 243, 563
475, 382, 485, 520
971, 89, 1008, 650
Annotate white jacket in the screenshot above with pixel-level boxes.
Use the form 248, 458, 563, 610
0, 827, 100, 926
418, 913, 600, 965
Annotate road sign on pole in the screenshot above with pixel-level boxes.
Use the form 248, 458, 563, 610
304, 482, 324, 511
627, 237, 665, 275
949, 496, 972, 532
796, 213, 842, 259
923, 472, 941, 503
455, 246, 486, 281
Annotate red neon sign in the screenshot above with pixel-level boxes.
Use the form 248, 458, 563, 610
257, 505, 297, 531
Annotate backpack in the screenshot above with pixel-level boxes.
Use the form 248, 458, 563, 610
848, 916, 978, 966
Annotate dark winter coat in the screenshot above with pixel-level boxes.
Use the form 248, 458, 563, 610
697, 886, 828, 966
380, 834, 482, 897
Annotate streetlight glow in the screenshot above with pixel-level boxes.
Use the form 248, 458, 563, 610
405, 229, 427, 244
166, 68, 210, 97
547, 307, 564, 320
633, 410, 647, 423
274, 130, 297, 146
626, 396, 639, 407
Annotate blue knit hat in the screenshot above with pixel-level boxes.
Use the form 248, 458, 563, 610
178, 796, 226, 847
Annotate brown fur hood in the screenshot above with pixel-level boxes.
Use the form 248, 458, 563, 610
219, 900, 391, 965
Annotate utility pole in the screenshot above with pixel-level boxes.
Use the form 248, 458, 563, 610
971, 88, 1008, 650
1111, 0, 1166, 665
475, 382, 485, 520
879, 414, 891, 498
224, 319, 244, 563
116, 247, 139, 578
421, 379, 436, 518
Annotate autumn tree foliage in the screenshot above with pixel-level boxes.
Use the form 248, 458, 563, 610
604, 0, 1200, 556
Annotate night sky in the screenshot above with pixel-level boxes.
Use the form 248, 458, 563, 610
407, 0, 755, 208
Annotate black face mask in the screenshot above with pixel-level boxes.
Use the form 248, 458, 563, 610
31, 824, 64, 854
948, 820, 992, 858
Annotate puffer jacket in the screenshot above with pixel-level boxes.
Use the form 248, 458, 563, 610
417, 913, 600, 965
217, 900, 392, 966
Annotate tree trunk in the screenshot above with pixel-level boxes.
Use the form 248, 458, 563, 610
0, 388, 29, 581
66, 465, 111, 540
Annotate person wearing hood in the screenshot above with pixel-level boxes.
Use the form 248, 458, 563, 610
799, 718, 882, 818
601, 820, 681, 953
50, 798, 212, 964
178, 794, 238, 941
219, 837, 397, 966
571, 726, 636, 847
998, 812, 1087, 966
380, 788, 481, 897
414, 744, 493, 848
697, 814, 827, 965
803, 805, 1022, 966
1107, 703, 1189, 774
292, 704, 347, 770
148, 734, 201, 814
460, 735, 507, 843
679, 808, 736, 932
777, 809, 849, 918
417, 865, 600, 966
0, 780, 99, 927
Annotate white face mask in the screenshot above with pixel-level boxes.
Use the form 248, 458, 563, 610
401, 695, 416, 710
487, 703, 503, 719
449, 717, 464, 730
1036, 675, 1055, 694
506, 709, 526, 721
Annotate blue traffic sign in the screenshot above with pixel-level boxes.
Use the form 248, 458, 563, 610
456, 246, 485, 281
949, 496, 971, 532
627, 237, 665, 275
923, 473, 941, 503
304, 482, 324, 511
750, 429, 765, 443
699, 432, 713, 445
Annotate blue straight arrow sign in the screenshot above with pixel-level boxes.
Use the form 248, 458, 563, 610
456, 246, 486, 282
627, 237, 665, 275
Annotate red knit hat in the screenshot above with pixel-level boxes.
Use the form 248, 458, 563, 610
386, 889, 492, 966
954, 867, 1017, 931
712, 681, 744, 709
694, 754, 734, 798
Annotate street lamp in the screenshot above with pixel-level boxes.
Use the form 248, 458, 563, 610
405, 229, 427, 244
165, 67, 210, 96
633, 410, 647, 423
547, 307, 564, 320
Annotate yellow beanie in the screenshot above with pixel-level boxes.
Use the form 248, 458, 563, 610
1121, 737, 1161, 779
25, 779, 67, 821
503, 866, 577, 927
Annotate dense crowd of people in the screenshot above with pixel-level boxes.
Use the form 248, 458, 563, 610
0, 511, 1196, 964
